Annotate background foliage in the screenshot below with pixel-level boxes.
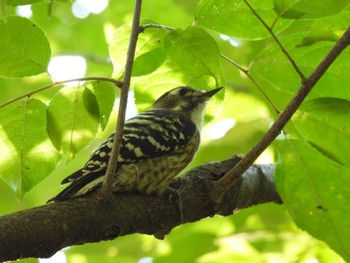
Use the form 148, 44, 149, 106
0, 0, 349, 262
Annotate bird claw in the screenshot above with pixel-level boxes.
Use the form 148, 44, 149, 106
167, 186, 184, 224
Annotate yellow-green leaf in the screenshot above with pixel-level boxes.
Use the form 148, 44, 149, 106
0, 98, 61, 198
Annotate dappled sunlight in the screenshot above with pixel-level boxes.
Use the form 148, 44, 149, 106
72, 0, 109, 19
48, 56, 87, 82
203, 118, 236, 141
220, 34, 241, 47
67, 253, 87, 263
115, 91, 138, 119
256, 148, 274, 164
197, 236, 260, 262
106, 246, 119, 257
0, 125, 17, 169
64, 132, 94, 162
138, 257, 153, 263
62, 129, 94, 143
104, 23, 117, 45
1, 0, 348, 261
39, 250, 66, 263
16, 5, 32, 18
153, 240, 171, 257
28, 138, 60, 162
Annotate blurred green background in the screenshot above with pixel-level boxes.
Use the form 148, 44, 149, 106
0, 0, 345, 262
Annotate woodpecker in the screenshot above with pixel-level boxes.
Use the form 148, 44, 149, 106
49, 86, 222, 202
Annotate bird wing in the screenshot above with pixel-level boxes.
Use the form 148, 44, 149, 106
50, 110, 197, 201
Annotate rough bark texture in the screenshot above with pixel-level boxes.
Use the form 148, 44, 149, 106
0, 155, 281, 261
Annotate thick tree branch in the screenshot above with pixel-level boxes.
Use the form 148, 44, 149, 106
0, 155, 280, 261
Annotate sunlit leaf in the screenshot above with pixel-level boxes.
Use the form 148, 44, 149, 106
0, 16, 50, 78
133, 58, 224, 124
250, 34, 350, 100
86, 80, 116, 130
274, 0, 350, 19
275, 139, 350, 262
0, 0, 348, 261
132, 26, 224, 123
109, 23, 167, 79
47, 86, 99, 161
195, 0, 292, 40
165, 26, 224, 86
0, 99, 61, 198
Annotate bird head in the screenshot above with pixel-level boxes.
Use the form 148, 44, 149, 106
152, 86, 223, 129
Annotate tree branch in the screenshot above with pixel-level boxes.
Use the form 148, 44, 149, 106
0, 77, 122, 109
216, 27, 350, 193
242, 0, 305, 80
0, 155, 280, 261
220, 53, 280, 114
101, 0, 142, 192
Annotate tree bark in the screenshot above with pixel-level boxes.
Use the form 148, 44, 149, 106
0, 155, 281, 261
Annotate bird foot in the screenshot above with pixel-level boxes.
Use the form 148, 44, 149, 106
167, 186, 184, 224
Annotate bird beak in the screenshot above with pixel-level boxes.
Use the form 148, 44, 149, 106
201, 87, 223, 100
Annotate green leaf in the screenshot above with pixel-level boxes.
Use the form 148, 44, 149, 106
164, 26, 224, 86
133, 60, 224, 125
297, 6, 350, 46
6, 0, 44, 6
47, 86, 99, 162
274, 0, 305, 19
132, 26, 225, 115
275, 139, 350, 261
194, 0, 293, 40
109, 23, 131, 79
274, 0, 350, 19
293, 98, 350, 168
87, 80, 116, 130
0, 16, 50, 78
82, 87, 100, 122
133, 58, 197, 112
109, 23, 167, 78
250, 33, 350, 100
0, 99, 61, 198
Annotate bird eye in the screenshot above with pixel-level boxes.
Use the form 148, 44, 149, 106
177, 88, 189, 96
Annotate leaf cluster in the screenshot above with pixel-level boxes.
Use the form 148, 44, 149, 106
0, 0, 349, 262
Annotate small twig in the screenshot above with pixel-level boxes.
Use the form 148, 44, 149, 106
101, 0, 142, 192
216, 27, 350, 192
140, 23, 173, 31
220, 54, 280, 114
242, 0, 305, 80
0, 77, 122, 109
220, 53, 248, 74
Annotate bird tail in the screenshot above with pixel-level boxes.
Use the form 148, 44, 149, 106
47, 170, 105, 202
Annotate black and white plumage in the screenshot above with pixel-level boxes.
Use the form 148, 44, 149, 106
49, 86, 222, 202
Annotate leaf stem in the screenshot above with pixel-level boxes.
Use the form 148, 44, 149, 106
140, 23, 173, 31
220, 54, 280, 114
242, 0, 305, 80
216, 27, 350, 193
0, 77, 122, 109
101, 0, 143, 193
